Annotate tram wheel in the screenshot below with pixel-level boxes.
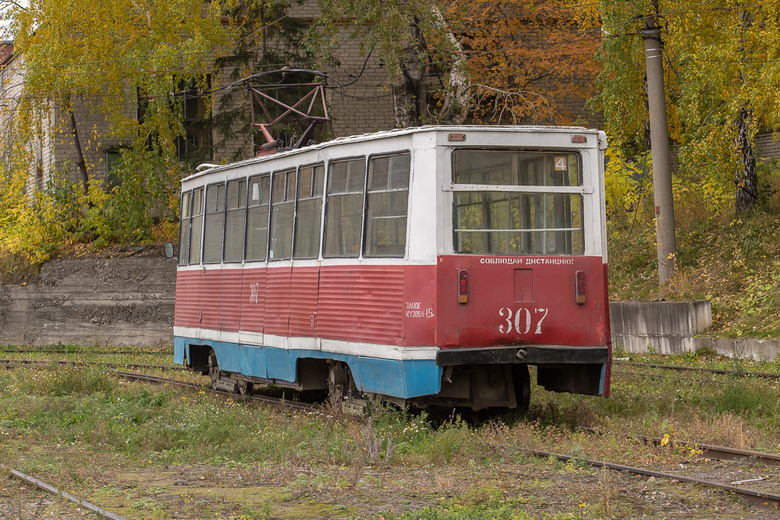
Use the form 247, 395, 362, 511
327, 362, 352, 410
236, 379, 253, 396
208, 353, 220, 390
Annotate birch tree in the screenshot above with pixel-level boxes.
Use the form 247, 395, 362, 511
2, 0, 232, 254
598, 0, 780, 213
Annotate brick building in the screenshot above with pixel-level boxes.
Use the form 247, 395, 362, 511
0, 5, 397, 192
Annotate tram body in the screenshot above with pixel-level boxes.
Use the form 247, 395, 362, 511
174, 126, 611, 410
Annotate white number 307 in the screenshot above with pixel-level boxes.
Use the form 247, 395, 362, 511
498, 307, 549, 335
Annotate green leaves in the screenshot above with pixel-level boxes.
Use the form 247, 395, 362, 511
599, 0, 780, 209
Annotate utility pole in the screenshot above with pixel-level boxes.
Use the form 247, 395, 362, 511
643, 0, 677, 284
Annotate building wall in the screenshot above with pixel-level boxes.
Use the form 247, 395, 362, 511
321, 32, 395, 136
51, 92, 131, 186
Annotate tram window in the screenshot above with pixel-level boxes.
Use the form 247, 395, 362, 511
365, 153, 410, 257
269, 169, 295, 260
294, 164, 324, 259
453, 150, 580, 186
246, 174, 270, 261
454, 193, 583, 254
452, 150, 583, 255
203, 183, 226, 263
188, 187, 204, 264
324, 157, 365, 257
178, 191, 192, 266
224, 179, 247, 263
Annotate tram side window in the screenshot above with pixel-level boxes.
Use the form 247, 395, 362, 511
246, 174, 270, 261
178, 191, 192, 266
203, 183, 226, 263
224, 179, 247, 263
324, 157, 365, 257
269, 170, 295, 260
188, 187, 204, 264
294, 164, 324, 259
452, 150, 583, 255
365, 153, 410, 257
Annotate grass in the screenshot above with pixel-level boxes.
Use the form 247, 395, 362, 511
1, 348, 779, 518
608, 170, 780, 339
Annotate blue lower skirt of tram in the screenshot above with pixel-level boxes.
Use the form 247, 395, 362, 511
174, 336, 443, 399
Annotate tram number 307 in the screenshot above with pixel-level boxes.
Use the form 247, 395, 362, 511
498, 307, 549, 335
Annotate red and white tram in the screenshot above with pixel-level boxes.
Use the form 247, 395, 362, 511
174, 126, 611, 410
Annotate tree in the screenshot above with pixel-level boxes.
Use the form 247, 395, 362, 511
310, 0, 468, 127
1, 0, 233, 254
450, 0, 602, 125
598, 0, 780, 213
311, 0, 601, 128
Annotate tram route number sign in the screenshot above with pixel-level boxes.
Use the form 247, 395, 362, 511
498, 307, 549, 335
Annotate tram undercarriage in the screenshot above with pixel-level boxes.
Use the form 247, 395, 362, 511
194, 344, 537, 412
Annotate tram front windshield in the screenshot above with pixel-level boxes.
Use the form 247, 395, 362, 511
452, 150, 583, 256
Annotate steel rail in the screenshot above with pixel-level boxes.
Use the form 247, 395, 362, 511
580, 427, 780, 468
614, 360, 780, 380
0, 359, 186, 371
0, 348, 166, 355
1, 464, 129, 520
113, 371, 320, 412
521, 448, 780, 510
0, 360, 319, 412
635, 434, 780, 467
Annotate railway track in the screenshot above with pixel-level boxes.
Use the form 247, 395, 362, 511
614, 360, 780, 380
0, 358, 187, 372
2, 464, 129, 520
0, 347, 167, 355
517, 447, 780, 510
4, 355, 779, 513
114, 370, 321, 412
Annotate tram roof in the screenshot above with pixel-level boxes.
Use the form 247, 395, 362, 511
184, 125, 605, 183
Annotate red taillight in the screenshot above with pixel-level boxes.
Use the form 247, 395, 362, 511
575, 270, 586, 305
458, 270, 469, 304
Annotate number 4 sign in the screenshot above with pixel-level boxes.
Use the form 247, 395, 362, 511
554, 156, 567, 171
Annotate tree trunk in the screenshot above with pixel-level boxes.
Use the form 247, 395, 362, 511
63, 93, 89, 193
392, 18, 426, 128
735, 106, 758, 213
432, 7, 470, 125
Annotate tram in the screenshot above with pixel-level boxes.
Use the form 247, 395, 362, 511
173, 126, 611, 410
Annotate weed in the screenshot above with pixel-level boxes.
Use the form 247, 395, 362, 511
609, 195, 780, 339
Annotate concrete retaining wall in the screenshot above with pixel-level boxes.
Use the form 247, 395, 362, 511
610, 300, 780, 361
609, 300, 713, 355
0, 256, 176, 347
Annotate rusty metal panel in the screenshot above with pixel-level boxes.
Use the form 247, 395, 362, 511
218, 269, 243, 332
400, 265, 439, 347
288, 266, 320, 337
200, 270, 222, 330
174, 270, 201, 328
239, 267, 266, 334
317, 265, 405, 345
264, 266, 292, 336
